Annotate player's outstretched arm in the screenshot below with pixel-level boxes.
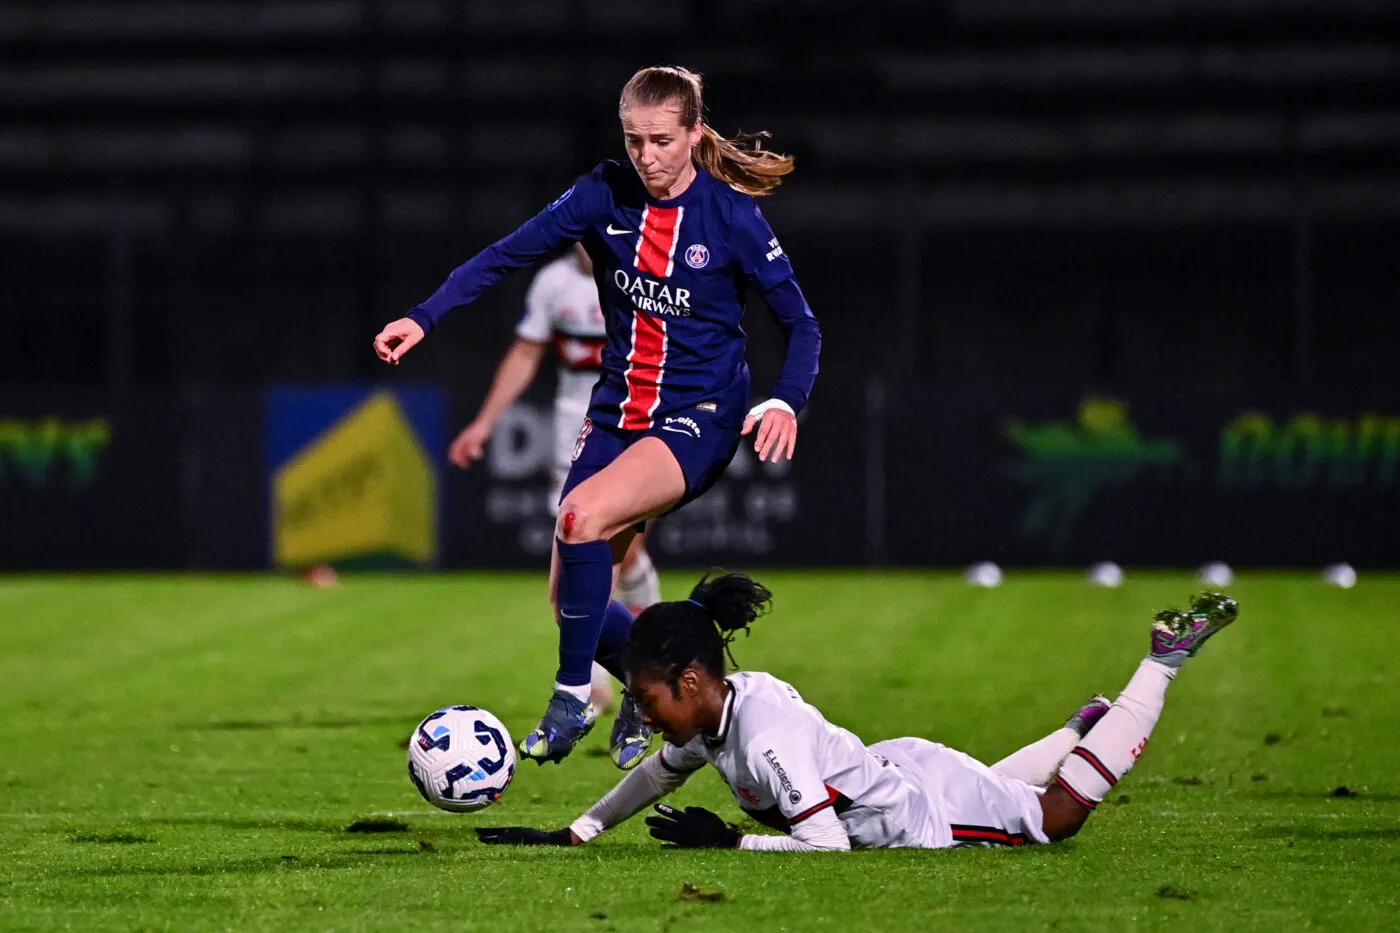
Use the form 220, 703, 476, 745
475, 826, 579, 846
449, 338, 548, 468
475, 751, 693, 847
372, 218, 557, 368
373, 317, 425, 365
375, 171, 607, 365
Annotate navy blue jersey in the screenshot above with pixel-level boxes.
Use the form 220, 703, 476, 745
409, 161, 821, 429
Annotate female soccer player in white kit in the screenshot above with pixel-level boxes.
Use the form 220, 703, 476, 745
447, 243, 664, 708
477, 574, 1238, 851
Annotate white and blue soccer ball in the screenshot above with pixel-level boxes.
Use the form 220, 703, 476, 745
407, 706, 516, 813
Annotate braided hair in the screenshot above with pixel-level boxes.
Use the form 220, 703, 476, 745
623, 573, 773, 693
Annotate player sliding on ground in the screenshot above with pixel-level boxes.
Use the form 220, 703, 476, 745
477, 574, 1238, 851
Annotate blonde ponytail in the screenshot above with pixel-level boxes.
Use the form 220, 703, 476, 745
621, 65, 796, 198
695, 123, 795, 197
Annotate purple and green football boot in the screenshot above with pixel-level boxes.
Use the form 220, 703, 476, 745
1064, 695, 1111, 738
1150, 592, 1239, 669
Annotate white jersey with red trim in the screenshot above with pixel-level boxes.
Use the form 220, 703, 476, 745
516, 254, 606, 409
658, 671, 955, 849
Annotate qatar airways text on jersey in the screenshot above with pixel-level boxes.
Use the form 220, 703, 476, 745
409, 160, 820, 430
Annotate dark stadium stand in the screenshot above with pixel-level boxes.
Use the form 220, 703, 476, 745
2, 0, 1397, 389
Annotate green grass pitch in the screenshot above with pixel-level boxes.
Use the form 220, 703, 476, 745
1, 571, 1397, 931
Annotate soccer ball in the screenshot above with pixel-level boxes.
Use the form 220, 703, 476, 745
407, 706, 516, 813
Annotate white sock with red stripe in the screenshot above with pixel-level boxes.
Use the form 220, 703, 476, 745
614, 549, 661, 609
992, 727, 1081, 787
1055, 658, 1176, 808
589, 662, 616, 712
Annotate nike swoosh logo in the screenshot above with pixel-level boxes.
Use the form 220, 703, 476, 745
660, 425, 698, 437
606, 224, 633, 235
559, 611, 588, 619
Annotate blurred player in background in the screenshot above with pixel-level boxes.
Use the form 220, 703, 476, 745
374, 66, 822, 770
477, 574, 1238, 852
448, 242, 663, 711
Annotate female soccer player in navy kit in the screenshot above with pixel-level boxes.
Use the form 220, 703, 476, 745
373, 66, 822, 769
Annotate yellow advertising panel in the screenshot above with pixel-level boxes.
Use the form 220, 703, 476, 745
273, 391, 437, 567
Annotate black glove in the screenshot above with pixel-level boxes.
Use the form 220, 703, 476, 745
475, 826, 575, 846
644, 804, 741, 849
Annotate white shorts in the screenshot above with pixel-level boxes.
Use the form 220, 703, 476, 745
872, 738, 1050, 848
550, 395, 591, 517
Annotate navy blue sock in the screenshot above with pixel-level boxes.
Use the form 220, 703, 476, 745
593, 600, 635, 682
554, 538, 615, 687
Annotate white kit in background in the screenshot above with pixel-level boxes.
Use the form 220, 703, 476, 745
515, 252, 608, 514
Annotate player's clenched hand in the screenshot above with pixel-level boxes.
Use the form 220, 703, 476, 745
475, 826, 579, 846
645, 804, 741, 849
741, 400, 797, 463
373, 317, 426, 365
449, 420, 493, 469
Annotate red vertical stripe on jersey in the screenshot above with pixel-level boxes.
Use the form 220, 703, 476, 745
623, 206, 680, 427
620, 312, 667, 429
633, 206, 683, 279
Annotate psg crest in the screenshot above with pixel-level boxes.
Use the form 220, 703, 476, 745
684, 243, 710, 269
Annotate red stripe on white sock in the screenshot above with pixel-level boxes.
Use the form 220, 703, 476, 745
1054, 776, 1099, 811
1070, 747, 1119, 787
950, 825, 1029, 847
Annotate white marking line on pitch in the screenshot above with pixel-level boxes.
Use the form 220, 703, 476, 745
0, 810, 357, 820
1156, 811, 1345, 820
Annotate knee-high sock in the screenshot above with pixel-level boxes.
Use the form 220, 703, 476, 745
593, 600, 635, 682
1055, 658, 1176, 808
554, 538, 614, 688
992, 727, 1082, 787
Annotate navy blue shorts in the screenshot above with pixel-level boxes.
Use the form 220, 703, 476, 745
558, 406, 742, 520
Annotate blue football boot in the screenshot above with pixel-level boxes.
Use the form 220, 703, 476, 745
609, 691, 657, 771
518, 690, 596, 765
